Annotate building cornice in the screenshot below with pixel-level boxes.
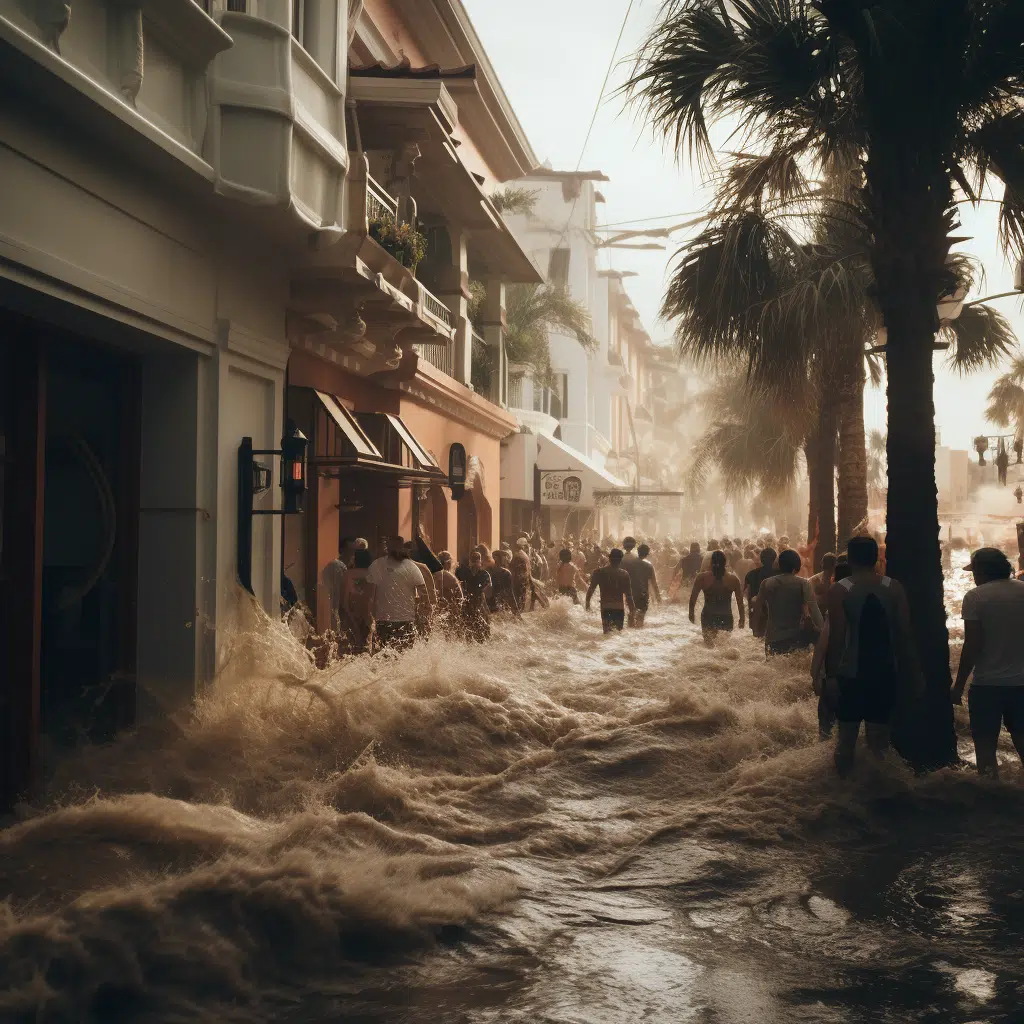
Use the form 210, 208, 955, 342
402, 360, 518, 440
387, 0, 538, 180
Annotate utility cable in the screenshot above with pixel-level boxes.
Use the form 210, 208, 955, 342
550, 0, 638, 255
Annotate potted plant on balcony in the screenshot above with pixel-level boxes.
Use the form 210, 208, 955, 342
369, 215, 427, 273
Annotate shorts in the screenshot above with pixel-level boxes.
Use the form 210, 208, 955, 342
634, 595, 649, 614
968, 684, 1024, 740
766, 637, 812, 657
559, 586, 580, 604
601, 609, 625, 633
835, 674, 896, 725
375, 621, 416, 651
701, 613, 734, 632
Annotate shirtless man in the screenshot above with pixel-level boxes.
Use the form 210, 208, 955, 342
555, 548, 586, 604
511, 538, 532, 611
433, 551, 463, 623
586, 548, 635, 633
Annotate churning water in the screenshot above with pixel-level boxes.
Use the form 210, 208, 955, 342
3, 564, 1024, 1023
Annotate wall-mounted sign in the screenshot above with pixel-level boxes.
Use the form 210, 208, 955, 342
449, 443, 467, 499
540, 471, 585, 506
593, 490, 685, 514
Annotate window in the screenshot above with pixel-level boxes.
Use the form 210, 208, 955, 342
292, 0, 304, 42
548, 247, 570, 289
226, 0, 247, 11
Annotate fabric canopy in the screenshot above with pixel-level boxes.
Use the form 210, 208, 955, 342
536, 433, 626, 507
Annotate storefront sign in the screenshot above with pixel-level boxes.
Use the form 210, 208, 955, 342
593, 490, 685, 514
540, 471, 585, 506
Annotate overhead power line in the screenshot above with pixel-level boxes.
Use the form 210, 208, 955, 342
594, 211, 707, 230
551, 0, 638, 252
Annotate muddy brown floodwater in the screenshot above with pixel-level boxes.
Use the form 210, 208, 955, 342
3, 556, 1024, 1023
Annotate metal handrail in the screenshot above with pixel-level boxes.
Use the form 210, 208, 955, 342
366, 174, 399, 225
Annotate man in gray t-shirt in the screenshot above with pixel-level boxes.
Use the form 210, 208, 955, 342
953, 547, 1024, 776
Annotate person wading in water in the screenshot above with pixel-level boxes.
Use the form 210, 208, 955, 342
952, 547, 1024, 777
365, 535, 427, 652
824, 535, 921, 776
586, 548, 635, 633
626, 543, 662, 627
754, 548, 823, 656
555, 548, 587, 604
457, 548, 493, 641
744, 547, 778, 637
689, 550, 744, 645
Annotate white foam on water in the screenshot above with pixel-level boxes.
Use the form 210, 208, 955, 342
2, 584, 1022, 1022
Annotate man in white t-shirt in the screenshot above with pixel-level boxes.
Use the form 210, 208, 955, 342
366, 535, 426, 652
952, 547, 1024, 776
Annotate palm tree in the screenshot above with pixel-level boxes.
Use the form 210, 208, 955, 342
688, 374, 812, 498
470, 283, 595, 393
629, 0, 1024, 769
867, 429, 888, 497
986, 355, 1024, 440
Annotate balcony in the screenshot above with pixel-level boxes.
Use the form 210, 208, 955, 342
288, 158, 456, 377
205, 13, 350, 236
418, 339, 456, 378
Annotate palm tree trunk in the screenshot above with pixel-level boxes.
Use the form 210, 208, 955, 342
884, 299, 955, 770
866, 183, 957, 770
837, 355, 868, 547
832, 0, 963, 773
805, 438, 819, 548
813, 391, 838, 572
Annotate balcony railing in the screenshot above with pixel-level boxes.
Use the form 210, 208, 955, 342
533, 384, 563, 420
367, 173, 400, 225
508, 373, 525, 409
417, 340, 456, 378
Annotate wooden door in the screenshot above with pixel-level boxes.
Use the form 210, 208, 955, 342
0, 325, 45, 810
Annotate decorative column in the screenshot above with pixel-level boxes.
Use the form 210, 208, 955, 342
387, 143, 420, 230
479, 278, 506, 406
434, 226, 472, 387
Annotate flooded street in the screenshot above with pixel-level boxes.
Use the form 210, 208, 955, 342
4, 576, 1024, 1023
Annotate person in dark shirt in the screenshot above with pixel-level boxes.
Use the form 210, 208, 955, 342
626, 543, 662, 626
744, 547, 778, 635
678, 542, 703, 580
488, 549, 521, 616
456, 549, 493, 641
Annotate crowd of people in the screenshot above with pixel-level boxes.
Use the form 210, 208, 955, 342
296, 526, 1024, 778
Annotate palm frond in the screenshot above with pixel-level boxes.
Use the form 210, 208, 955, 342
625, 0, 859, 171
967, 110, 1024, 258
490, 186, 540, 217
714, 147, 813, 211
503, 284, 596, 378
686, 373, 810, 495
986, 355, 1024, 435
941, 302, 1018, 373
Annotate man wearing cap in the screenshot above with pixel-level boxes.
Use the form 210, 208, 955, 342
952, 547, 1024, 776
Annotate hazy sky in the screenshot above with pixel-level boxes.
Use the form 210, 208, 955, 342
463, 0, 1024, 453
